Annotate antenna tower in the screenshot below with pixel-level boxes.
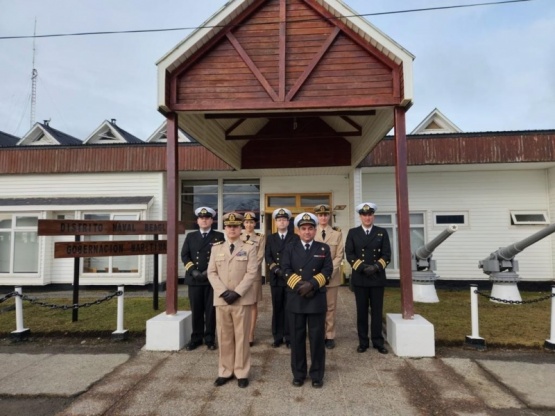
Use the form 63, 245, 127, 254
30, 18, 38, 129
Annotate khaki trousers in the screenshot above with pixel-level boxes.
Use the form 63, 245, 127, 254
216, 304, 253, 379
325, 286, 339, 340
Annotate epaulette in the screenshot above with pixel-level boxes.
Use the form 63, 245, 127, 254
332, 226, 341, 231
255, 232, 263, 236
244, 240, 255, 245
212, 241, 224, 246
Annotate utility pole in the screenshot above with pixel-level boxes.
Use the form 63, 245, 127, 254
30, 18, 38, 129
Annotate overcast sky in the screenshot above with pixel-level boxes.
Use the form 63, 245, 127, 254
1, 0, 553, 140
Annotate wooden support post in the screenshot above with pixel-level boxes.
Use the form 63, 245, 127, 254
394, 106, 414, 319
166, 112, 179, 315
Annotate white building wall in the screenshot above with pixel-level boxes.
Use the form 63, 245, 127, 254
547, 167, 555, 275
362, 168, 553, 281
0, 172, 165, 286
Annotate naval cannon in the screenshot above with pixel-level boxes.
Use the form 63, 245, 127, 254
479, 222, 555, 302
412, 225, 458, 303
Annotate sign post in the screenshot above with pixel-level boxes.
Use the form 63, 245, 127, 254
38, 220, 185, 320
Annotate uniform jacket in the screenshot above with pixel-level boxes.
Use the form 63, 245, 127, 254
282, 240, 333, 314
181, 229, 225, 286
264, 232, 300, 286
345, 225, 391, 287
241, 230, 266, 278
207, 240, 259, 306
314, 225, 344, 288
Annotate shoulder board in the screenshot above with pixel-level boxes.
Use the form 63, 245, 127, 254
212, 241, 224, 246
245, 240, 255, 245
255, 232, 263, 236
332, 226, 341, 231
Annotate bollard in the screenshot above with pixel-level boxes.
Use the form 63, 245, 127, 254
11, 287, 30, 341
464, 284, 486, 350
112, 286, 129, 341
544, 286, 555, 351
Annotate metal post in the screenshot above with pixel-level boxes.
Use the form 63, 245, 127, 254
544, 286, 555, 350
112, 285, 128, 340
465, 284, 486, 349
11, 287, 30, 340
153, 234, 159, 310
72, 235, 80, 322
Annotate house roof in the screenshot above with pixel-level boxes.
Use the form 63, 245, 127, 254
411, 108, 462, 135
83, 120, 143, 144
0, 131, 20, 147
41, 124, 83, 145
17, 123, 82, 146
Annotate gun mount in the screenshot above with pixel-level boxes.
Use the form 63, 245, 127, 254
479, 222, 555, 302
412, 225, 458, 303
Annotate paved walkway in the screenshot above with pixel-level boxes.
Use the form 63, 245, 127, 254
1, 286, 555, 416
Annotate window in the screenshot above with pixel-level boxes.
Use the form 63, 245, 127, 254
510, 211, 549, 225
374, 212, 425, 270
181, 179, 261, 229
0, 214, 39, 274
82, 213, 140, 274
433, 212, 468, 226
181, 180, 218, 230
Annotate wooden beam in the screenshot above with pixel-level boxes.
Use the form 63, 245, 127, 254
226, 32, 279, 102
166, 112, 179, 316
394, 106, 414, 320
225, 118, 247, 135
206, 110, 376, 119
286, 26, 340, 102
226, 131, 361, 140
279, 0, 286, 101
340, 116, 362, 134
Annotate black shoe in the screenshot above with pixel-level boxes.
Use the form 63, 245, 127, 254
292, 378, 304, 387
374, 346, 388, 354
357, 345, 368, 353
214, 376, 233, 387
206, 343, 217, 351
185, 341, 202, 351
324, 339, 335, 349
271, 340, 283, 348
237, 378, 249, 388
311, 379, 324, 388
285, 341, 291, 349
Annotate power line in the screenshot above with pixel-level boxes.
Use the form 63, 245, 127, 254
0, 0, 534, 41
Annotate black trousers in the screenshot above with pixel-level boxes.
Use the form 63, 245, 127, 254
289, 311, 325, 381
354, 285, 385, 348
270, 285, 289, 342
188, 285, 216, 344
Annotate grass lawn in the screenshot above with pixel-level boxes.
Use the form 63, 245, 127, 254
0, 288, 552, 348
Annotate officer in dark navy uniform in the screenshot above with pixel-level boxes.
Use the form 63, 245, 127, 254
264, 208, 299, 348
345, 202, 391, 355
282, 212, 333, 388
181, 206, 225, 351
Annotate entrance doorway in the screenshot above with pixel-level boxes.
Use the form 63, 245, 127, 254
264, 193, 331, 235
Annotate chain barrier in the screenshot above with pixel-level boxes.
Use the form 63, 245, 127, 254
474, 289, 555, 305
0, 292, 18, 304
9, 290, 123, 310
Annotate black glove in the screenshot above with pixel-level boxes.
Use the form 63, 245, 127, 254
363, 265, 378, 276
201, 270, 208, 279
191, 269, 202, 280
222, 290, 241, 305
297, 281, 313, 297
273, 267, 283, 278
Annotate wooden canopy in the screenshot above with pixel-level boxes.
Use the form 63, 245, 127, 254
158, 0, 415, 319
157, 0, 414, 170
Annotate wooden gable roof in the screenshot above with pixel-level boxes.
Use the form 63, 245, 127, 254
157, 0, 414, 170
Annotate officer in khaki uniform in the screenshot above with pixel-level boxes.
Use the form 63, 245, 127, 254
207, 212, 258, 388
240, 211, 266, 346
313, 204, 344, 349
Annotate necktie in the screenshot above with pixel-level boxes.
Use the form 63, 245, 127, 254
230, 243, 235, 254
305, 243, 310, 252
246, 235, 250, 241
202, 232, 207, 238
281, 234, 285, 241
366, 229, 370, 236
322, 229, 326, 240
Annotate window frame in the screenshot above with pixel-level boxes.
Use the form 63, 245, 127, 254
0, 213, 40, 275
510, 211, 549, 225
433, 211, 469, 227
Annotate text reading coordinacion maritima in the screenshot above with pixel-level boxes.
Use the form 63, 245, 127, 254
64, 241, 166, 255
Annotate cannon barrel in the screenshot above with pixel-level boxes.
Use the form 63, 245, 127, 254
415, 225, 458, 260
489, 222, 555, 261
